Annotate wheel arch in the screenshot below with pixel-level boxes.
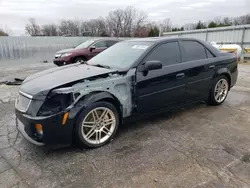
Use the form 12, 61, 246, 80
72, 55, 87, 63
215, 68, 232, 89
72, 91, 122, 147
71, 91, 123, 128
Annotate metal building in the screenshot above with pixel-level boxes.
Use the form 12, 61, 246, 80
163, 25, 250, 49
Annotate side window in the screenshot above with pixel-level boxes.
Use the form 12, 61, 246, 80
145, 42, 181, 66
181, 41, 207, 62
206, 49, 214, 58
106, 40, 118, 47
94, 41, 107, 48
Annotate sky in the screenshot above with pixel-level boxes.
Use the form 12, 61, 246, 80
0, 0, 249, 36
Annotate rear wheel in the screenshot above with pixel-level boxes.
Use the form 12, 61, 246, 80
74, 57, 86, 64
75, 101, 119, 148
207, 75, 229, 105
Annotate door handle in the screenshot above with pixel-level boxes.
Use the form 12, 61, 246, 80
209, 65, 215, 69
176, 73, 185, 79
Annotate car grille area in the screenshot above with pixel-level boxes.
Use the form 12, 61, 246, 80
15, 93, 31, 112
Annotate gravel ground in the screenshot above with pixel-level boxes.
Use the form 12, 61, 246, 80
0, 63, 250, 188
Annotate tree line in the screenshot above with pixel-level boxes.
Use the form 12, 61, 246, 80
185, 15, 250, 30
0, 29, 9, 36
0, 6, 249, 37
25, 7, 150, 37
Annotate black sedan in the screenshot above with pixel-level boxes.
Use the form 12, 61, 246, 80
15, 37, 238, 148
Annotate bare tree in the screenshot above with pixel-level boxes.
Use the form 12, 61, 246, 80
58, 20, 79, 36
234, 14, 250, 25
133, 8, 148, 36
223, 17, 232, 26
25, 18, 41, 36
23, 7, 147, 37
214, 16, 222, 25
58, 20, 69, 36
0, 28, 9, 36
106, 9, 124, 37
233, 17, 241, 26
122, 7, 134, 36
134, 25, 150, 37
242, 14, 250, 24
106, 6, 147, 37
183, 23, 196, 30
80, 18, 107, 36
80, 21, 91, 36
41, 24, 58, 36
20, 12, 250, 37
96, 18, 108, 36
159, 18, 172, 32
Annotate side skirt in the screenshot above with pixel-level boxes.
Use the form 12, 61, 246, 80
123, 98, 207, 124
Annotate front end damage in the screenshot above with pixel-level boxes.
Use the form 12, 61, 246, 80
15, 69, 136, 146
52, 68, 136, 117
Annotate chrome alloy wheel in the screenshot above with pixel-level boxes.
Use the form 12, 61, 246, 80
214, 78, 229, 103
81, 107, 116, 145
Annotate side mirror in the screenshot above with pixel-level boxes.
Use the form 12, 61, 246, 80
143, 60, 162, 71
89, 46, 96, 52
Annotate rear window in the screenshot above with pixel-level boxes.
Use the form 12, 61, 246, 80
181, 41, 207, 62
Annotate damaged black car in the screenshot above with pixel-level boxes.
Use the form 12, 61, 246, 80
15, 37, 238, 148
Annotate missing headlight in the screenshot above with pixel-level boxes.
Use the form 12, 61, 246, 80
37, 93, 73, 116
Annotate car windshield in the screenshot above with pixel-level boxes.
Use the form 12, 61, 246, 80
75, 40, 96, 49
88, 41, 153, 69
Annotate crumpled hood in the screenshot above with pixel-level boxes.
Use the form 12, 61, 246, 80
21, 64, 116, 97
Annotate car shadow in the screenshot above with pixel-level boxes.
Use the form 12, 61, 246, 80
118, 101, 207, 134
42, 101, 207, 154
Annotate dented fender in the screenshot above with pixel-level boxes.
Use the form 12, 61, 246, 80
79, 91, 117, 107
53, 68, 136, 119
69, 91, 121, 118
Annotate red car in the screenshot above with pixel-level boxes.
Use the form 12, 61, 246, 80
53, 39, 120, 66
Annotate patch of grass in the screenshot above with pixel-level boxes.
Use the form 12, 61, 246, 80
241, 153, 250, 163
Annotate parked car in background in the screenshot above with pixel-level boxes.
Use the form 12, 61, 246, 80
53, 38, 120, 66
16, 37, 238, 148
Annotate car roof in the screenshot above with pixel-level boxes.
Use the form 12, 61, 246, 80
127, 37, 201, 43
90, 38, 121, 42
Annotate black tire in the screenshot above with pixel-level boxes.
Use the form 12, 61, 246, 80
73, 57, 86, 64
75, 101, 120, 148
207, 75, 229, 105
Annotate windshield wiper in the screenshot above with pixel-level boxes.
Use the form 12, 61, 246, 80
92, 64, 111, 69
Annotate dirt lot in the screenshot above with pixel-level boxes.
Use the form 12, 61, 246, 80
0, 63, 250, 188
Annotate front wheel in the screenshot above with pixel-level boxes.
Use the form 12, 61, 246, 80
74, 57, 86, 64
75, 101, 119, 148
207, 76, 229, 105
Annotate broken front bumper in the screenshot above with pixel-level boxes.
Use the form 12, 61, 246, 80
16, 118, 44, 146
15, 109, 74, 146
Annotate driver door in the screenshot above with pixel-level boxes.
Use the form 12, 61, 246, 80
89, 40, 108, 59
136, 41, 187, 114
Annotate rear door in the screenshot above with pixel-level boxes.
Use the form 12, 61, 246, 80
136, 41, 187, 114
179, 40, 217, 101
